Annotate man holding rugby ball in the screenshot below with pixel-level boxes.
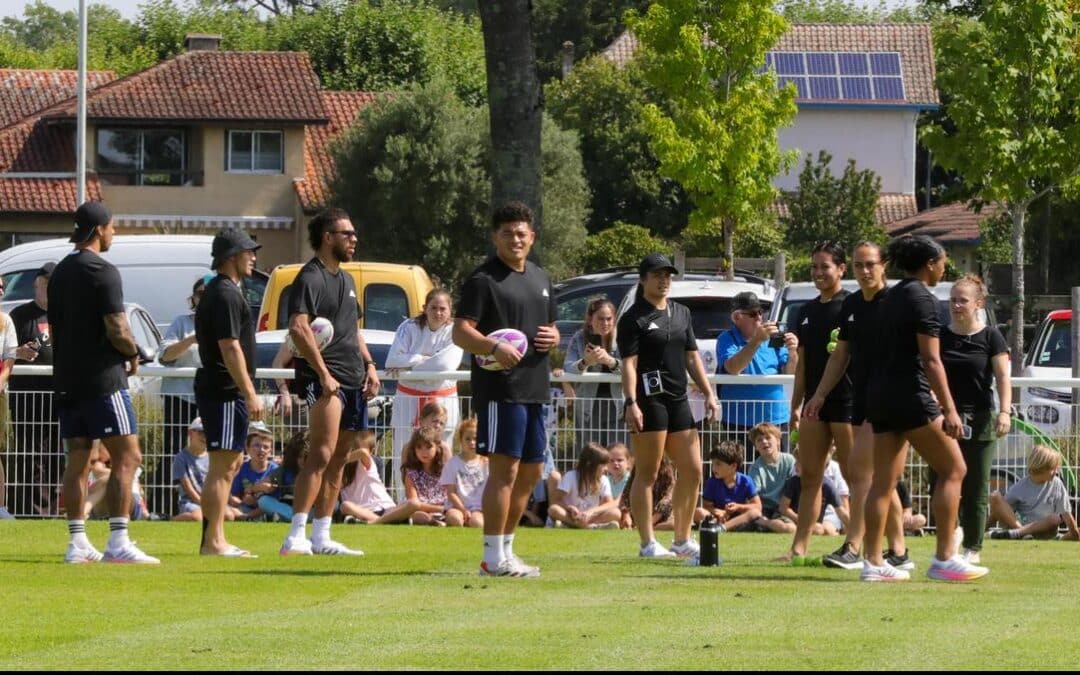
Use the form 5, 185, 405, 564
453, 202, 558, 577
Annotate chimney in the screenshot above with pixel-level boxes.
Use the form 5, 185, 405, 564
183, 33, 222, 52
561, 41, 575, 79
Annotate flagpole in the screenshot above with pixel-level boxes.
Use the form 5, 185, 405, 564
76, 0, 87, 205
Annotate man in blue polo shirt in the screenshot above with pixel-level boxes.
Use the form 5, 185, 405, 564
716, 292, 798, 462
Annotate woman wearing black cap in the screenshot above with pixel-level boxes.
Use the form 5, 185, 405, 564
617, 253, 718, 559
861, 235, 988, 582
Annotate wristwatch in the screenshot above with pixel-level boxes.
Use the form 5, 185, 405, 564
624, 398, 636, 409
364, 359, 376, 369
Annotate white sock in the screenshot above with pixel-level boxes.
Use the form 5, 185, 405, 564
503, 533, 515, 560
288, 513, 309, 540
483, 535, 505, 568
67, 519, 91, 548
107, 517, 130, 550
310, 516, 332, 545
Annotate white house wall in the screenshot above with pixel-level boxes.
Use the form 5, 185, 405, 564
775, 107, 918, 194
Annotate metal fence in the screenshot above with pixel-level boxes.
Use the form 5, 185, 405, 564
1, 365, 1076, 526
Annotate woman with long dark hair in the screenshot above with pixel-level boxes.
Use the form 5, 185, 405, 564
861, 235, 988, 582
618, 253, 718, 559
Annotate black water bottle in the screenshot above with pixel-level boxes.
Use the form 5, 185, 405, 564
699, 516, 721, 566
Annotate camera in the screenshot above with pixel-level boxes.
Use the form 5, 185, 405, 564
642, 370, 664, 397
767, 325, 787, 349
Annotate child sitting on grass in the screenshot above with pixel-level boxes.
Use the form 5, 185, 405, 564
990, 445, 1079, 541
702, 441, 762, 533
442, 418, 487, 528
619, 455, 677, 530
778, 454, 844, 537
606, 442, 632, 503
401, 428, 450, 526
255, 430, 307, 522
747, 422, 796, 534
548, 442, 620, 529
340, 430, 423, 525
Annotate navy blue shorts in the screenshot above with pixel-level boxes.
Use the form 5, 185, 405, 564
305, 382, 369, 432
58, 390, 137, 441
196, 395, 249, 452
476, 401, 546, 464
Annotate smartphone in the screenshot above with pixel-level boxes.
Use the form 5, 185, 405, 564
961, 424, 972, 440
587, 334, 602, 347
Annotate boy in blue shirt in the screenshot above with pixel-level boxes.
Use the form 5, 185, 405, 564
702, 441, 762, 532
229, 421, 279, 521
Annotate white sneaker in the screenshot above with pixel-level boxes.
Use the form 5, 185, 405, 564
860, 560, 910, 582
927, 554, 988, 582
279, 536, 314, 556
312, 539, 364, 556
102, 542, 160, 565
961, 548, 981, 565
507, 554, 541, 577
671, 538, 700, 558
639, 540, 677, 558
0, 506, 14, 520
479, 559, 536, 577
65, 541, 103, 564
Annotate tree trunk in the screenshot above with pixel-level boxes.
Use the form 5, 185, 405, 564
478, 0, 544, 235
722, 217, 735, 281
1010, 205, 1025, 377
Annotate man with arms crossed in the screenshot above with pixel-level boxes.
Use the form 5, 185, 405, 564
453, 202, 559, 577
279, 208, 380, 556
195, 229, 264, 557
53, 201, 158, 564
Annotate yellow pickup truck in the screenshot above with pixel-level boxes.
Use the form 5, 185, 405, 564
256, 261, 434, 332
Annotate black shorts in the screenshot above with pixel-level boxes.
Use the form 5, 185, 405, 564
852, 398, 868, 427
638, 396, 695, 433
868, 393, 940, 434
812, 398, 854, 425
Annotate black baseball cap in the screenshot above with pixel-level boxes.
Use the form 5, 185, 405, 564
638, 252, 679, 276
732, 291, 763, 313
211, 229, 261, 269
70, 201, 111, 244
36, 262, 56, 279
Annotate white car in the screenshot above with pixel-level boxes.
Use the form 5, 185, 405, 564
1020, 308, 1072, 436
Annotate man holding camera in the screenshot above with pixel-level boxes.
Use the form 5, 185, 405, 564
716, 291, 798, 460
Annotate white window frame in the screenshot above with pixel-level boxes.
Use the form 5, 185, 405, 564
226, 130, 284, 174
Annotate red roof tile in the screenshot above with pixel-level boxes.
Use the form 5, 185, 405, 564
0, 176, 100, 214
42, 51, 328, 124
0, 118, 75, 173
295, 90, 379, 213
0, 69, 115, 129
885, 201, 1001, 243
771, 192, 917, 226
603, 24, 938, 106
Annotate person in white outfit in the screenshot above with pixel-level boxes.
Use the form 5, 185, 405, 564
385, 289, 463, 499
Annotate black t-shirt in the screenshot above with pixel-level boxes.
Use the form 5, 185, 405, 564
456, 256, 556, 404
47, 249, 128, 400
837, 287, 887, 398
8, 301, 53, 393
868, 278, 940, 406
941, 325, 1008, 414
194, 275, 256, 401
780, 474, 839, 522
616, 296, 697, 402
795, 290, 852, 405
287, 257, 363, 389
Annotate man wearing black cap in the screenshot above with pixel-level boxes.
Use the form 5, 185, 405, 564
8, 261, 60, 516
50, 200, 158, 564
715, 290, 799, 459
193, 228, 263, 557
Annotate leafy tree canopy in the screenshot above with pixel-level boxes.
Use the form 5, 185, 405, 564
782, 150, 885, 252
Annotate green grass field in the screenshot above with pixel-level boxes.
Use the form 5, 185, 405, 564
1, 521, 1075, 670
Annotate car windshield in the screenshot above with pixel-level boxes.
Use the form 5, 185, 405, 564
1035, 319, 1070, 368
679, 298, 765, 340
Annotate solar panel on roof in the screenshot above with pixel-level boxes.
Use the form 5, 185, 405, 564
765, 51, 905, 102
807, 53, 836, 76
841, 77, 872, 99
870, 53, 901, 76
779, 76, 808, 98
775, 53, 805, 75
872, 77, 905, 100
838, 53, 869, 75
809, 77, 839, 99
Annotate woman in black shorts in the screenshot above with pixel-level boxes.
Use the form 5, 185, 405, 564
861, 235, 988, 582
618, 253, 718, 559
782, 241, 854, 564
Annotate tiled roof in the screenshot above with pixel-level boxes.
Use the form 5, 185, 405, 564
0, 69, 116, 128
0, 118, 75, 173
771, 192, 917, 226
41, 51, 328, 124
295, 90, 379, 213
0, 176, 101, 214
885, 201, 1001, 243
602, 24, 938, 106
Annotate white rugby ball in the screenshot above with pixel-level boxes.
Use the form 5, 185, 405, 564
287, 317, 334, 356
474, 328, 529, 371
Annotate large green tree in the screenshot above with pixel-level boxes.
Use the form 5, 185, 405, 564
626, 0, 798, 280
922, 0, 1080, 373
329, 81, 589, 289
782, 150, 885, 251
546, 56, 690, 237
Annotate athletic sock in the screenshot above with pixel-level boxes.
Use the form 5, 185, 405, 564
67, 520, 90, 548
310, 516, 332, 545
107, 517, 130, 550
502, 533, 515, 560
288, 513, 309, 540
483, 535, 505, 569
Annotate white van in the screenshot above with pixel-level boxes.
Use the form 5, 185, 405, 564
0, 235, 268, 330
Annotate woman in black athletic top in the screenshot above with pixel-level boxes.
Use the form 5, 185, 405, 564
861, 235, 988, 583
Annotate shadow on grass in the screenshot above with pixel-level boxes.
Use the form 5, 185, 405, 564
625, 573, 855, 583
192, 569, 462, 578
